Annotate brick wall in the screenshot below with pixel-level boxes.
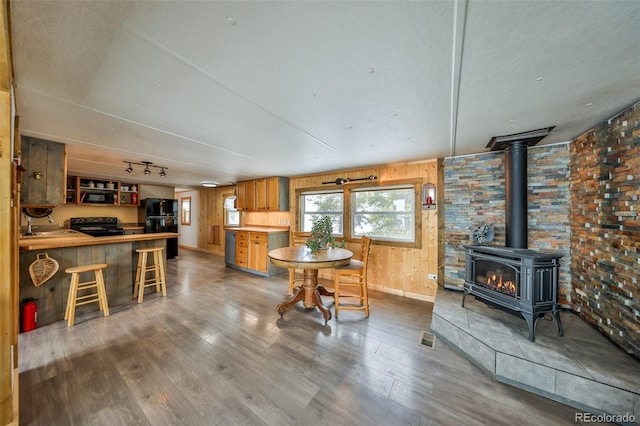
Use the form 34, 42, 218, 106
570, 102, 640, 358
443, 144, 572, 305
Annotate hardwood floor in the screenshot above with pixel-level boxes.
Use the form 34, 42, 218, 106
19, 249, 596, 425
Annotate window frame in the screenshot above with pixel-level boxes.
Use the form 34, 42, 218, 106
299, 189, 344, 236
224, 195, 240, 227
180, 197, 191, 226
351, 184, 416, 243
296, 178, 422, 248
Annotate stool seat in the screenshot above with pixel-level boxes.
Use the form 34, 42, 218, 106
65, 263, 108, 274
133, 247, 167, 303
64, 263, 109, 327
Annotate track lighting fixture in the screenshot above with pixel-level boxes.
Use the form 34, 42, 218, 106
123, 160, 168, 178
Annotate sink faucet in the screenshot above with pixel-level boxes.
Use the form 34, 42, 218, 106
25, 217, 33, 236
47, 214, 55, 224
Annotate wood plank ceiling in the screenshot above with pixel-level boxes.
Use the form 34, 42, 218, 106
9, 1, 640, 188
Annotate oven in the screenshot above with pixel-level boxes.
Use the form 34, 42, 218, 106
70, 217, 124, 236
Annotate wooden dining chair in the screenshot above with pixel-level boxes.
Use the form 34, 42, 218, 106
288, 231, 311, 294
334, 236, 372, 318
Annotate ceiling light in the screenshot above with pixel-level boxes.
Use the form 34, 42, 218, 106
123, 160, 168, 177
201, 181, 217, 187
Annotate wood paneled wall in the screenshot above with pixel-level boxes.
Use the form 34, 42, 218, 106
288, 160, 442, 301
1, 1, 17, 423
197, 187, 234, 256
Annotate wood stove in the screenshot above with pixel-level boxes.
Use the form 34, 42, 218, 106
462, 245, 563, 341
461, 127, 564, 342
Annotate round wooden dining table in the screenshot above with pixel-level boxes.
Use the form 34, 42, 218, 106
268, 246, 353, 323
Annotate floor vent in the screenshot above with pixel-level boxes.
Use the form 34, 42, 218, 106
419, 330, 436, 349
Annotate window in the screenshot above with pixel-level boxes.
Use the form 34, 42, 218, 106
300, 190, 344, 235
224, 196, 240, 226
180, 197, 191, 226
296, 179, 420, 247
351, 186, 415, 242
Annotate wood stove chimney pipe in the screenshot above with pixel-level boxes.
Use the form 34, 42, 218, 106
486, 126, 555, 249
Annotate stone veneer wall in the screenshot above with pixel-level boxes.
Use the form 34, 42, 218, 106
443, 144, 572, 305
570, 101, 640, 358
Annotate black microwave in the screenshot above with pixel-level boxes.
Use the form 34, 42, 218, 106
83, 192, 115, 204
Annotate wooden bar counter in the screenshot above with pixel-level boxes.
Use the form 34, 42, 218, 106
19, 232, 179, 328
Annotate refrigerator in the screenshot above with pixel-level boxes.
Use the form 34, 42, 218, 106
140, 198, 179, 259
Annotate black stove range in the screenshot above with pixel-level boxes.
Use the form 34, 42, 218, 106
70, 217, 124, 237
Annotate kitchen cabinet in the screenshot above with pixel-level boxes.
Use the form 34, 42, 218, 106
78, 177, 118, 205
236, 176, 289, 212
248, 232, 268, 272
66, 175, 140, 206
236, 231, 249, 268
20, 136, 67, 207
236, 180, 256, 211
118, 182, 140, 206
226, 228, 288, 277
266, 176, 288, 211
124, 228, 144, 235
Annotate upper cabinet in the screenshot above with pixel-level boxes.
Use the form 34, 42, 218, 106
66, 176, 140, 207
236, 180, 255, 211
236, 177, 289, 212
118, 181, 139, 206
20, 136, 67, 207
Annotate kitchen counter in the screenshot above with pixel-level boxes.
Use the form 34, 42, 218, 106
19, 232, 179, 251
225, 226, 290, 234
122, 225, 145, 231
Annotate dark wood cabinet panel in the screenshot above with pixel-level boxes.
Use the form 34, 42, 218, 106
20, 136, 66, 207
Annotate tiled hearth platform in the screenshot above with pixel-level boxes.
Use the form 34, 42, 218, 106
431, 289, 640, 424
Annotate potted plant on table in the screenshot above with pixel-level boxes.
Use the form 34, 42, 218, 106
306, 216, 344, 252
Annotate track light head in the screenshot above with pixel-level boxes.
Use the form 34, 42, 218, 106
159, 168, 166, 178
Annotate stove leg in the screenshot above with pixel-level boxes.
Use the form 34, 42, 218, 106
554, 311, 564, 337
461, 289, 468, 307
522, 312, 536, 342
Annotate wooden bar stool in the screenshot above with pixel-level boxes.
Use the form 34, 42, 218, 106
133, 247, 167, 303
64, 263, 109, 327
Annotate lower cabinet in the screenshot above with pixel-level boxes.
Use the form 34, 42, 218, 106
226, 229, 288, 277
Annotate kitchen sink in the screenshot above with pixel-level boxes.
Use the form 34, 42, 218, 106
21, 229, 88, 238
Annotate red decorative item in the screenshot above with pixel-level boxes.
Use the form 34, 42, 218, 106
21, 298, 37, 332
131, 192, 138, 205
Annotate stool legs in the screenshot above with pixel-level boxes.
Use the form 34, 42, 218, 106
133, 250, 147, 303
64, 264, 109, 327
155, 249, 167, 297
134, 248, 167, 303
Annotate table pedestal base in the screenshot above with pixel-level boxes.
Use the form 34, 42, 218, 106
276, 269, 334, 323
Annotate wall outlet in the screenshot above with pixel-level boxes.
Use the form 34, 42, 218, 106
428, 273, 437, 280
